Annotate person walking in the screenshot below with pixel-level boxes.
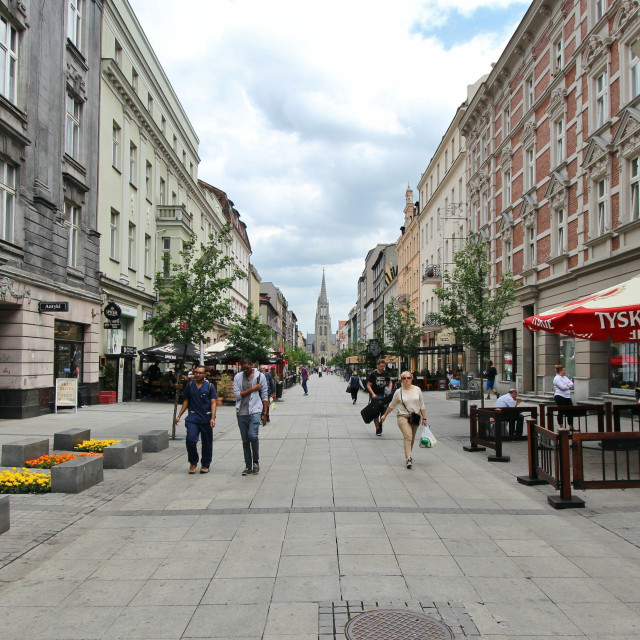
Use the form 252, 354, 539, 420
174, 365, 217, 474
234, 358, 269, 475
367, 359, 393, 436
348, 371, 364, 404
70, 363, 85, 408
485, 360, 498, 399
259, 365, 275, 422
553, 364, 575, 429
380, 371, 427, 469
300, 365, 309, 395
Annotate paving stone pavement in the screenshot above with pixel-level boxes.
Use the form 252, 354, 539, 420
1, 374, 640, 639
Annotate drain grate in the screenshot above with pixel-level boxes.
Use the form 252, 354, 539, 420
344, 609, 454, 640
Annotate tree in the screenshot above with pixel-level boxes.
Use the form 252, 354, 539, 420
384, 300, 423, 372
284, 345, 311, 369
431, 233, 516, 407
225, 303, 274, 364
143, 227, 244, 436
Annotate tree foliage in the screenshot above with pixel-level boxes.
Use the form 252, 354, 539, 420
143, 227, 244, 435
284, 345, 311, 369
431, 233, 516, 405
225, 302, 274, 364
383, 301, 423, 369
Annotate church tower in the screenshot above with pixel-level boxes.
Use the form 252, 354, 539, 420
313, 270, 333, 365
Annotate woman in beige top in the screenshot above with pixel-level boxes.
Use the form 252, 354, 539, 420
380, 371, 427, 469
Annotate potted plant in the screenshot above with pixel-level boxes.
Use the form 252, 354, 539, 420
216, 374, 235, 404
99, 361, 117, 404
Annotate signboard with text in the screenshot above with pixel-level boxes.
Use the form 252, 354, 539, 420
55, 378, 77, 413
39, 301, 69, 312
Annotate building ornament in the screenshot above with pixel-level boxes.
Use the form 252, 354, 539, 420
519, 193, 538, 221
614, 0, 640, 35
500, 147, 514, 168
0, 277, 31, 303
523, 120, 537, 145
522, 206, 536, 229
548, 87, 567, 117
66, 64, 86, 100
613, 107, 640, 159
583, 34, 612, 71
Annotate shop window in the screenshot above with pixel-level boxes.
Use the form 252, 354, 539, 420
501, 329, 516, 382
610, 342, 639, 394
54, 320, 84, 381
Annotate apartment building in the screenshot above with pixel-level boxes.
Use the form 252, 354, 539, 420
460, 0, 640, 400
0, 0, 103, 417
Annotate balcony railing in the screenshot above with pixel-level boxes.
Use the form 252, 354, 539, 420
423, 313, 442, 327
422, 265, 442, 283
156, 204, 192, 232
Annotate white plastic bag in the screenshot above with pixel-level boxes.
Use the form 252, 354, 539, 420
419, 424, 437, 448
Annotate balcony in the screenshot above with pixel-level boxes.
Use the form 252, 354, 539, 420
423, 313, 443, 328
156, 204, 192, 233
422, 264, 442, 283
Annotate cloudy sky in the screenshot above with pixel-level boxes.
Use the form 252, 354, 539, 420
129, 0, 530, 336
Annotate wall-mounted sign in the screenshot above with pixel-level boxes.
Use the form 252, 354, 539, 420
121, 346, 137, 356
104, 322, 122, 330
39, 301, 69, 312
104, 302, 122, 320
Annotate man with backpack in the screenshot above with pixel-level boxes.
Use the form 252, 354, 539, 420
174, 365, 217, 474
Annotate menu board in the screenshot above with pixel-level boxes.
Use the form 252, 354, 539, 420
55, 378, 77, 413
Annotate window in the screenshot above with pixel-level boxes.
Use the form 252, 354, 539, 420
65, 201, 79, 268
525, 74, 534, 110
145, 161, 152, 200
114, 39, 122, 66
182, 150, 187, 166
501, 329, 516, 381
131, 68, 138, 93
161, 116, 166, 134
110, 210, 119, 260
596, 179, 607, 236
595, 0, 606, 21
112, 122, 120, 169
555, 117, 565, 165
65, 94, 81, 158
481, 134, 488, 161
595, 71, 608, 128
553, 38, 563, 74
630, 42, 640, 101
527, 225, 535, 268
504, 239, 512, 272
503, 106, 511, 137
128, 222, 136, 269
631, 157, 640, 221
525, 147, 535, 190
557, 208, 566, 254
129, 142, 137, 185
144, 234, 151, 276
147, 94, 153, 115
0, 17, 18, 104
159, 178, 166, 205
162, 237, 170, 277
67, 0, 82, 49
481, 190, 488, 226
503, 170, 512, 207
172, 134, 177, 152
0, 160, 15, 242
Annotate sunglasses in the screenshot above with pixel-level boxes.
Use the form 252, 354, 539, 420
401, 376, 412, 380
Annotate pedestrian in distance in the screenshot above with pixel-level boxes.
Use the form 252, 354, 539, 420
485, 360, 498, 399
174, 365, 217, 474
234, 358, 269, 475
380, 371, 427, 469
348, 371, 364, 404
367, 359, 393, 436
70, 363, 85, 408
259, 365, 275, 422
553, 364, 575, 429
495, 388, 523, 436
300, 365, 309, 395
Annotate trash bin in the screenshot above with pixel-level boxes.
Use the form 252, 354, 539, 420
276, 381, 283, 399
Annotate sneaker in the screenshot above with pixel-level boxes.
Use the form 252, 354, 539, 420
252, 463, 260, 474
406, 458, 413, 469
352, 400, 356, 404
376, 426, 382, 436
242, 468, 252, 476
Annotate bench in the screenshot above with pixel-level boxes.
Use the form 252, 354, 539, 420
103, 439, 142, 469
138, 430, 169, 453
53, 428, 91, 451
0, 495, 9, 534
51, 456, 103, 493
1, 438, 49, 467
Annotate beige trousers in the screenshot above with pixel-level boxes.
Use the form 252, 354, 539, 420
397, 414, 418, 459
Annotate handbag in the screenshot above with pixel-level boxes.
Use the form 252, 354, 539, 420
400, 390, 421, 426
361, 398, 382, 424
419, 424, 437, 448
346, 385, 351, 393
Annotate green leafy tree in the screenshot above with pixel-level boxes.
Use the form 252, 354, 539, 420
284, 345, 311, 369
431, 233, 516, 407
225, 303, 274, 364
384, 301, 423, 372
143, 227, 244, 436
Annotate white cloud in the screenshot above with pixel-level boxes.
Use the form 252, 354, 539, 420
128, 0, 527, 334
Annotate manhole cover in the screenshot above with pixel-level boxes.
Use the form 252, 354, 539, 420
344, 609, 454, 640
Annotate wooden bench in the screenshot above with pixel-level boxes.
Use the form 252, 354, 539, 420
103, 439, 142, 469
1, 438, 49, 467
138, 430, 169, 453
51, 456, 103, 493
53, 428, 91, 451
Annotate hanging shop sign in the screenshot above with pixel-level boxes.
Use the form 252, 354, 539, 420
104, 302, 122, 320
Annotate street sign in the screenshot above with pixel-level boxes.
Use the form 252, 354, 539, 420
39, 301, 69, 312
104, 322, 122, 329
104, 302, 122, 320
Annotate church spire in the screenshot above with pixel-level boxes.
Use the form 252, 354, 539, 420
319, 268, 328, 303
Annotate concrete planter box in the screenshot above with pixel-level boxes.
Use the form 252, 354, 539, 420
1, 438, 49, 467
51, 456, 103, 493
103, 440, 142, 469
0, 495, 9, 534
138, 430, 169, 453
53, 428, 91, 451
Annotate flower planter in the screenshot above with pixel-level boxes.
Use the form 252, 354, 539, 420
99, 391, 117, 404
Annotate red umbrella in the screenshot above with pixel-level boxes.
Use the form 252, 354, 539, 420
523, 273, 640, 342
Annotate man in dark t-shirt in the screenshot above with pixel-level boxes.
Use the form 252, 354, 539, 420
367, 360, 392, 436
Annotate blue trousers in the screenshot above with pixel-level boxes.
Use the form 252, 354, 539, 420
237, 413, 260, 469
301, 378, 308, 394
185, 419, 213, 468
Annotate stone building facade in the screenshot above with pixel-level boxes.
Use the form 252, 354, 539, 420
460, 0, 640, 400
0, 0, 103, 417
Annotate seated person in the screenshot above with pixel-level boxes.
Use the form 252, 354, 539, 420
495, 388, 524, 436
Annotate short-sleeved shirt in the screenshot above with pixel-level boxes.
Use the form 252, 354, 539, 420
368, 370, 390, 396
183, 379, 217, 424
495, 393, 516, 409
